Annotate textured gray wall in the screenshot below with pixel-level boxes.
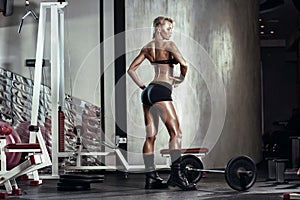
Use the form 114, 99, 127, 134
126, 0, 262, 168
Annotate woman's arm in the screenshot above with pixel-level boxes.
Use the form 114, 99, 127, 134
168, 41, 188, 86
127, 49, 147, 89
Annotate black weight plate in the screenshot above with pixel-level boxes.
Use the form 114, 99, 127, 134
225, 156, 257, 191
59, 178, 104, 184
181, 155, 204, 184
60, 174, 104, 180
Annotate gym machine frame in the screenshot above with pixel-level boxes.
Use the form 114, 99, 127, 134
26, 1, 68, 179
0, 2, 65, 194
31, 1, 170, 176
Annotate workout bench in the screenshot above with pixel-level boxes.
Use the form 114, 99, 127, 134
160, 148, 209, 166
0, 125, 51, 198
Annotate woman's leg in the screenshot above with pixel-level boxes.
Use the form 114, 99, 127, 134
154, 101, 196, 190
142, 104, 167, 189
142, 104, 159, 154
153, 101, 182, 150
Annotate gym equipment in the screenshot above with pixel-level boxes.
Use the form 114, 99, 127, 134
283, 192, 300, 200
18, 0, 38, 33
160, 148, 209, 168
63, 144, 208, 179
266, 136, 300, 184
0, 122, 51, 197
58, 107, 65, 152
181, 155, 257, 191
225, 156, 257, 191
0, 2, 67, 196
29, 1, 68, 178
0, 122, 22, 170
25, 59, 49, 67
15, 121, 52, 158
57, 174, 104, 191
180, 155, 204, 184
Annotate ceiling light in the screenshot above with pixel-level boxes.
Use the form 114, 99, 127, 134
260, 25, 265, 28
260, 31, 265, 35
270, 30, 275, 34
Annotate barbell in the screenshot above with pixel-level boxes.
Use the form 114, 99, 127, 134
180, 155, 257, 191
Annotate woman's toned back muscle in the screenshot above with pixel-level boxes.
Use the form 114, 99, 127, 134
142, 40, 175, 84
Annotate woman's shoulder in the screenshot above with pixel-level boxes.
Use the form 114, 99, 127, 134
141, 40, 177, 53
142, 41, 155, 49
162, 41, 178, 52
141, 41, 155, 54
165, 40, 176, 47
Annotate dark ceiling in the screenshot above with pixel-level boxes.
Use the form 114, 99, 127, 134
259, 0, 300, 47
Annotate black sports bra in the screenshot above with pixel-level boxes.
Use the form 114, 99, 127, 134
150, 58, 178, 65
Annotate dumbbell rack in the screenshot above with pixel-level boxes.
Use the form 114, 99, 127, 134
279, 137, 300, 200
267, 136, 300, 183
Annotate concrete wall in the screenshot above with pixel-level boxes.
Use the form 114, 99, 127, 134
126, 0, 263, 168
0, 0, 100, 105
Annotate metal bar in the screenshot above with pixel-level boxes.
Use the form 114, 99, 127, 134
238, 171, 254, 177
0, 158, 40, 185
187, 167, 254, 177
48, 2, 68, 178
51, 3, 60, 177
0, 138, 7, 172
186, 167, 225, 174
29, 4, 47, 142
58, 8, 65, 109
115, 148, 130, 171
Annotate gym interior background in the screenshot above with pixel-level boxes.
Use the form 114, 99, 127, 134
0, 0, 299, 176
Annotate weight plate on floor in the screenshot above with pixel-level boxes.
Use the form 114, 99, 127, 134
60, 174, 104, 180
181, 155, 204, 184
225, 156, 257, 191
59, 178, 104, 184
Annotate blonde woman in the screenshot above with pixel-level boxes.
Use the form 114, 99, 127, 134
128, 16, 195, 190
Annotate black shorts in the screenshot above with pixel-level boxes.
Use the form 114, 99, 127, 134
141, 82, 173, 106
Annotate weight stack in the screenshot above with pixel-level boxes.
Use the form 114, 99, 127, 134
58, 106, 65, 152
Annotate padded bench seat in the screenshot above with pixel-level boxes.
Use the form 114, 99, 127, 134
5, 143, 41, 153
5, 143, 41, 149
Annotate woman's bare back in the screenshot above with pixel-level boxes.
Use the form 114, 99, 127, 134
127, 37, 186, 90
143, 40, 175, 85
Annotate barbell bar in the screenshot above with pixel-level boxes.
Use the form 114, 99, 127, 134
186, 168, 254, 177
